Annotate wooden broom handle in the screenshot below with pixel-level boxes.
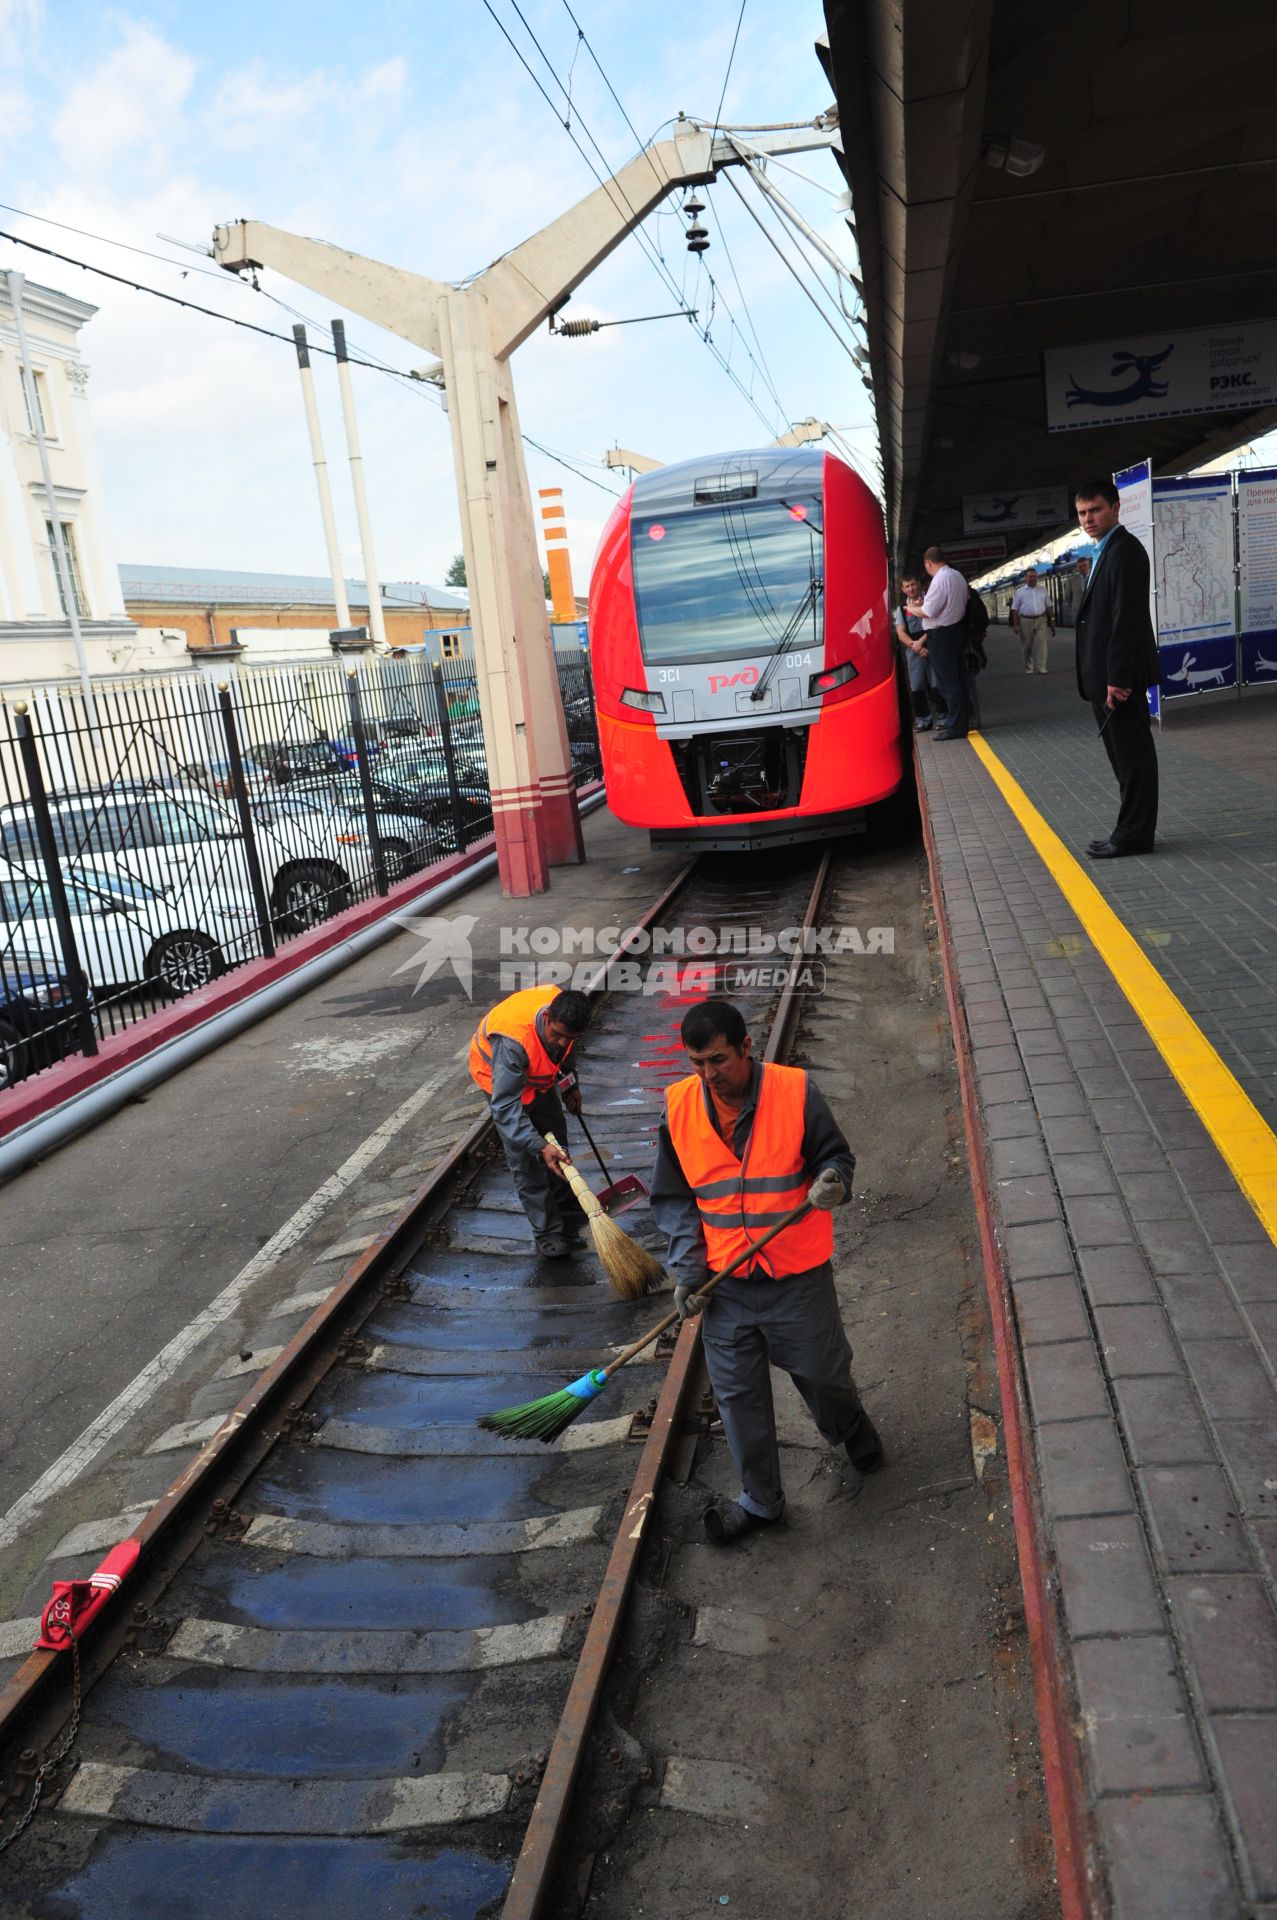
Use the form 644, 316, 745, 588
600, 1201, 814, 1379
543, 1133, 602, 1218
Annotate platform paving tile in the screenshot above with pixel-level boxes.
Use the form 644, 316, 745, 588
1212, 1717, 1277, 1902
1072, 1635, 1206, 1795
919, 682, 1277, 1918
1097, 1793, 1244, 1920
1111, 1374, 1218, 1468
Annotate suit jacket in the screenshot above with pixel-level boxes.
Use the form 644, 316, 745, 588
1074, 523, 1159, 701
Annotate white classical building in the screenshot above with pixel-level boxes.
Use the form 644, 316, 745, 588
0, 275, 136, 683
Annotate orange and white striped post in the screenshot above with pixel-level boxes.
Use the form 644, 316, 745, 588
539, 487, 578, 625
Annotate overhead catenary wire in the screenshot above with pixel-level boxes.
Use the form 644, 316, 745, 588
477, 0, 785, 439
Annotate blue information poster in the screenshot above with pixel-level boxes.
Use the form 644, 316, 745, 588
1238, 467, 1277, 687
1151, 474, 1237, 696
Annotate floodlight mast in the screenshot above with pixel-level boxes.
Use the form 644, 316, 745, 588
212, 114, 838, 896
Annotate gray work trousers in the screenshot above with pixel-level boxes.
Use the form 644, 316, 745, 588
490, 1088, 582, 1245
699, 1261, 863, 1519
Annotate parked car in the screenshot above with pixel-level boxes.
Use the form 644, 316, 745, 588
0, 788, 355, 936
0, 962, 85, 1090
0, 860, 260, 999
250, 788, 432, 883
283, 762, 494, 853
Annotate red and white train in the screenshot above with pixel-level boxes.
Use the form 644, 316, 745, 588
588, 447, 903, 849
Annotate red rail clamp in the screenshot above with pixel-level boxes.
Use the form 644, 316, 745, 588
36, 1540, 140, 1651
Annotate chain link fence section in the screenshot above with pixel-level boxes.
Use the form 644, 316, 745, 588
0, 644, 599, 1095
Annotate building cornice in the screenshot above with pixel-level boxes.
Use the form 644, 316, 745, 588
0, 279, 97, 332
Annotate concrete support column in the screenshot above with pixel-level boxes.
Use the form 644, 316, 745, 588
437, 290, 548, 897
498, 368, 583, 867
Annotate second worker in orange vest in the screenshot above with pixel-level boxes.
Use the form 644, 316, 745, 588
469, 985, 591, 1259
651, 998, 882, 1544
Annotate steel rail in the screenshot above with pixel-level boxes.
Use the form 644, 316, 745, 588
914, 752, 1093, 1919
0, 860, 697, 1778
499, 851, 835, 1920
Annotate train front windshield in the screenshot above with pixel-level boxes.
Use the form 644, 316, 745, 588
630, 496, 824, 665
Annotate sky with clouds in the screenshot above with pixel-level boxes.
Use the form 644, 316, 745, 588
2, 0, 873, 595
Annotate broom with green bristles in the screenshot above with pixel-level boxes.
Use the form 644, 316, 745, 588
479, 1200, 813, 1443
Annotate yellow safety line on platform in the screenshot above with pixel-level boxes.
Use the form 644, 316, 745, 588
968, 733, 1277, 1247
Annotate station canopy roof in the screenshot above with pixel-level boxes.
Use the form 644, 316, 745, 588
819, 0, 1277, 569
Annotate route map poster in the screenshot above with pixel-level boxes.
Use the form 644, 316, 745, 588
1238, 466, 1277, 687
1113, 461, 1160, 715
1152, 474, 1237, 697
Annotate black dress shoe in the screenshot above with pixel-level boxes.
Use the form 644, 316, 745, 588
1087, 838, 1111, 855
702, 1501, 783, 1545
1088, 840, 1154, 860
933, 730, 967, 742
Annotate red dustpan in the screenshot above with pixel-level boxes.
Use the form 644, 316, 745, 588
569, 1113, 649, 1215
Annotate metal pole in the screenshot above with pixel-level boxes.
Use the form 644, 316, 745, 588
215, 683, 277, 958
5, 271, 97, 723
12, 705, 98, 1057
431, 661, 469, 854
331, 320, 388, 652
291, 325, 351, 628
344, 668, 389, 895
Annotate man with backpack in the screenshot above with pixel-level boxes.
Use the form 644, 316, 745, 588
907, 547, 971, 740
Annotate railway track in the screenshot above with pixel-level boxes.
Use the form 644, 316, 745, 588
1, 850, 831, 1920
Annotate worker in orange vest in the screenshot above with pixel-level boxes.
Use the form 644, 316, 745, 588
651, 998, 882, 1543
469, 985, 591, 1258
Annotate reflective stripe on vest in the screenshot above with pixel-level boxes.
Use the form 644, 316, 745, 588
665, 1062, 833, 1277
469, 985, 573, 1104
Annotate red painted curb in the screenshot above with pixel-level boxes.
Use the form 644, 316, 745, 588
914, 747, 1094, 1920
4, 782, 607, 1139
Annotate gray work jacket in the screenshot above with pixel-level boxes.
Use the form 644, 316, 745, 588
650, 1059, 855, 1286
487, 1014, 570, 1157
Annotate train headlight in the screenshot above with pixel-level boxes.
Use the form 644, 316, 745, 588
808, 662, 859, 697
620, 688, 667, 714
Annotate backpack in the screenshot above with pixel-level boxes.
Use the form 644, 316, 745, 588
963, 589, 990, 671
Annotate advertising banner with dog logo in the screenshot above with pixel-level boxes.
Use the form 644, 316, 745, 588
1238, 467, 1277, 688
1045, 321, 1277, 432
961, 488, 1070, 536
1152, 474, 1237, 698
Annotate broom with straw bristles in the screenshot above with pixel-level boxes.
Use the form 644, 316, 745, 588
544, 1132, 663, 1301
480, 1200, 812, 1442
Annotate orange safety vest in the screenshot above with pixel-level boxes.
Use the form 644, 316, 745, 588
665, 1062, 833, 1277
469, 985, 575, 1104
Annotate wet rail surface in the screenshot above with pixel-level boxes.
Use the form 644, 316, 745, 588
7, 853, 824, 1920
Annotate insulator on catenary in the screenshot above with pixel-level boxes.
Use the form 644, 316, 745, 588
557, 318, 601, 337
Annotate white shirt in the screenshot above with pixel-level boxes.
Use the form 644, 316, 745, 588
918, 565, 969, 630
1011, 585, 1048, 617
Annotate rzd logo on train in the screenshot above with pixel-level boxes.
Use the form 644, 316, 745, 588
707, 667, 760, 694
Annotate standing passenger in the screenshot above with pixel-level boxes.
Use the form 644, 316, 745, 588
894, 574, 937, 731
1010, 568, 1054, 674
908, 547, 970, 740
1073, 479, 1160, 858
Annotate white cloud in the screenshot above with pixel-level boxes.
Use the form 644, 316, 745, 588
52, 22, 197, 174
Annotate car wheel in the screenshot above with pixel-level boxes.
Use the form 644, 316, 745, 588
378, 836, 415, 881
0, 1015, 29, 1091
145, 931, 225, 999
273, 861, 351, 933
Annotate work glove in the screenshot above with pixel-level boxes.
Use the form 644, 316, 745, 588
674, 1283, 705, 1320
809, 1167, 848, 1211
557, 1070, 582, 1117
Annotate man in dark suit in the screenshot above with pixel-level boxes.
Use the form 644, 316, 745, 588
1074, 479, 1160, 858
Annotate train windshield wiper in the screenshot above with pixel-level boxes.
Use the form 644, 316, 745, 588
748, 574, 824, 703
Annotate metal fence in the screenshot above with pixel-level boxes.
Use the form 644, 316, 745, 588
0, 646, 600, 1095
